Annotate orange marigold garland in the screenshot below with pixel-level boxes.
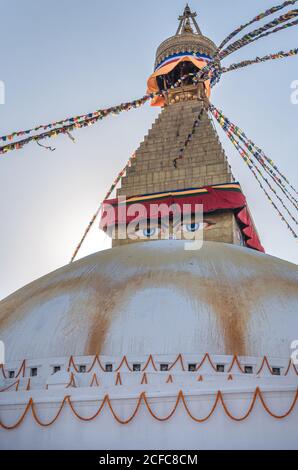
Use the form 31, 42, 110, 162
0, 388, 297, 430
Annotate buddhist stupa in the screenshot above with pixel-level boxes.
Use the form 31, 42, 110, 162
0, 5, 297, 450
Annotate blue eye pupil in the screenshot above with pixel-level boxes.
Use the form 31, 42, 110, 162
186, 223, 200, 232
143, 228, 156, 237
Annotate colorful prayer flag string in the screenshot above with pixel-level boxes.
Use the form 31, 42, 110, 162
1, 25, 297, 155
0, 94, 156, 144
178, 11, 298, 87
218, 0, 298, 50
210, 105, 298, 212
70, 152, 136, 263
219, 48, 298, 75
210, 105, 298, 238
227, 130, 297, 227
0, 95, 154, 155
223, 127, 297, 237
219, 10, 298, 60
246, 18, 298, 44
173, 106, 206, 168
1, 1, 298, 157
210, 105, 298, 199
211, 106, 298, 212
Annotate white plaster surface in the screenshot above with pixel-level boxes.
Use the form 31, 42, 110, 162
0, 241, 298, 449
0, 241, 297, 360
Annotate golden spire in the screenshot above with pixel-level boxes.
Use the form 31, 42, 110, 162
176, 4, 202, 35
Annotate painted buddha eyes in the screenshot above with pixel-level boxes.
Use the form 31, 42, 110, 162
133, 220, 214, 239
142, 228, 159, 238
135, 227, 161, 238
183, 222, 202, 233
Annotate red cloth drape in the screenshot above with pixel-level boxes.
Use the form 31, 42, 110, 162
100, 186, 264, 253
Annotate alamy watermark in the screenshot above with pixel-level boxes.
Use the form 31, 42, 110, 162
0, 80, 5, 104
100, 198, 206, 250
290, 80, 298, 104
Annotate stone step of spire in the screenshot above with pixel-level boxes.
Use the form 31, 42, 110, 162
117, 101, 234, 198
110, 2, 261, 250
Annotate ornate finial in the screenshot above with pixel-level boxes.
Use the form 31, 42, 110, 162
176, 3, 202, 35
183, 18, 193, 33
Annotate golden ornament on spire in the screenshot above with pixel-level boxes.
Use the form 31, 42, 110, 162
176, 3, 202, 36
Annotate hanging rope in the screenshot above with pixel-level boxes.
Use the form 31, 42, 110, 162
0, 1, 296, 257
0, 387, 297, 429
0, 96, 153, 156
191, 6, 298, 82
1, 1, 298, 156
173, 106, 205, 168
70, 152, 136, 263
210, 105, 298, 199
219, 10, 298, 60
207, 46, 298, 87
245, 17, 298, 44
0, 380, 20, 393
230, 133, 297, 229
210, 106, 298, 212
217, 0, 298, 50
220, 48, 298, 74
0, 95, 155, 144
215, 119, 298, 237
210, 106, 297, 238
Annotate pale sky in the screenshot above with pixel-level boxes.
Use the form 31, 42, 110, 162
0, 0, 297, 300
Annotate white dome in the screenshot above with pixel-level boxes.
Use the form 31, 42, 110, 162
0, 241, 297, 361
